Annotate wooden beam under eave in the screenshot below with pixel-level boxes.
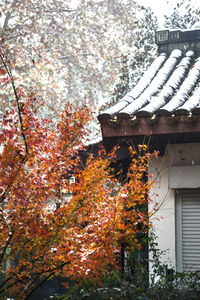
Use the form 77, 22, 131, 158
100, 115, 200, 138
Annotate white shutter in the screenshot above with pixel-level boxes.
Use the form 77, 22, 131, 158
176, 189, 200, 272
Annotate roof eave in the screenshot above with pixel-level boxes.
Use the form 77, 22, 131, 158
100, 114, 200, 138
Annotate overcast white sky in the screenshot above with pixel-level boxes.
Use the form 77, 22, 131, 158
137, 0, 200, 27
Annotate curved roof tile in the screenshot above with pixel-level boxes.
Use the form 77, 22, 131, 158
98, 47, 200, 122
117, 49, 182, 117
137, 51, 194, 116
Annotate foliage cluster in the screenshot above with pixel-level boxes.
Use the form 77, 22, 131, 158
60, 234, 200, 300
0, 47, 158, 299
0, 0, 156, 117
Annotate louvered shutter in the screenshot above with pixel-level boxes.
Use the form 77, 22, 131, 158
176, 189, 200, 272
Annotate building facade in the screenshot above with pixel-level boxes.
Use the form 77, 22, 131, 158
98, 28, 200, 273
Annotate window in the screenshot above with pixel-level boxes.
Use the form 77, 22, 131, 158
176, 189, 200, 272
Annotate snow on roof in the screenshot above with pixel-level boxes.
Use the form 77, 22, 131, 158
98, 30, 200, 123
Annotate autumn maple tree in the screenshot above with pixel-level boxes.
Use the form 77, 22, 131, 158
0, 41, 158, 300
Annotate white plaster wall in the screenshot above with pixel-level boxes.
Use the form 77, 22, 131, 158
148, 143, 200, 274
149, 154, 176, 271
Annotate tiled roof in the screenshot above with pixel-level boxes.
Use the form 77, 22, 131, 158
98, 48, 200, 122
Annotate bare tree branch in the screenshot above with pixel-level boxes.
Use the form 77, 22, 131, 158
0, 231, 13, 266
2, 0, 19, 32
0, 51, 29, 155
